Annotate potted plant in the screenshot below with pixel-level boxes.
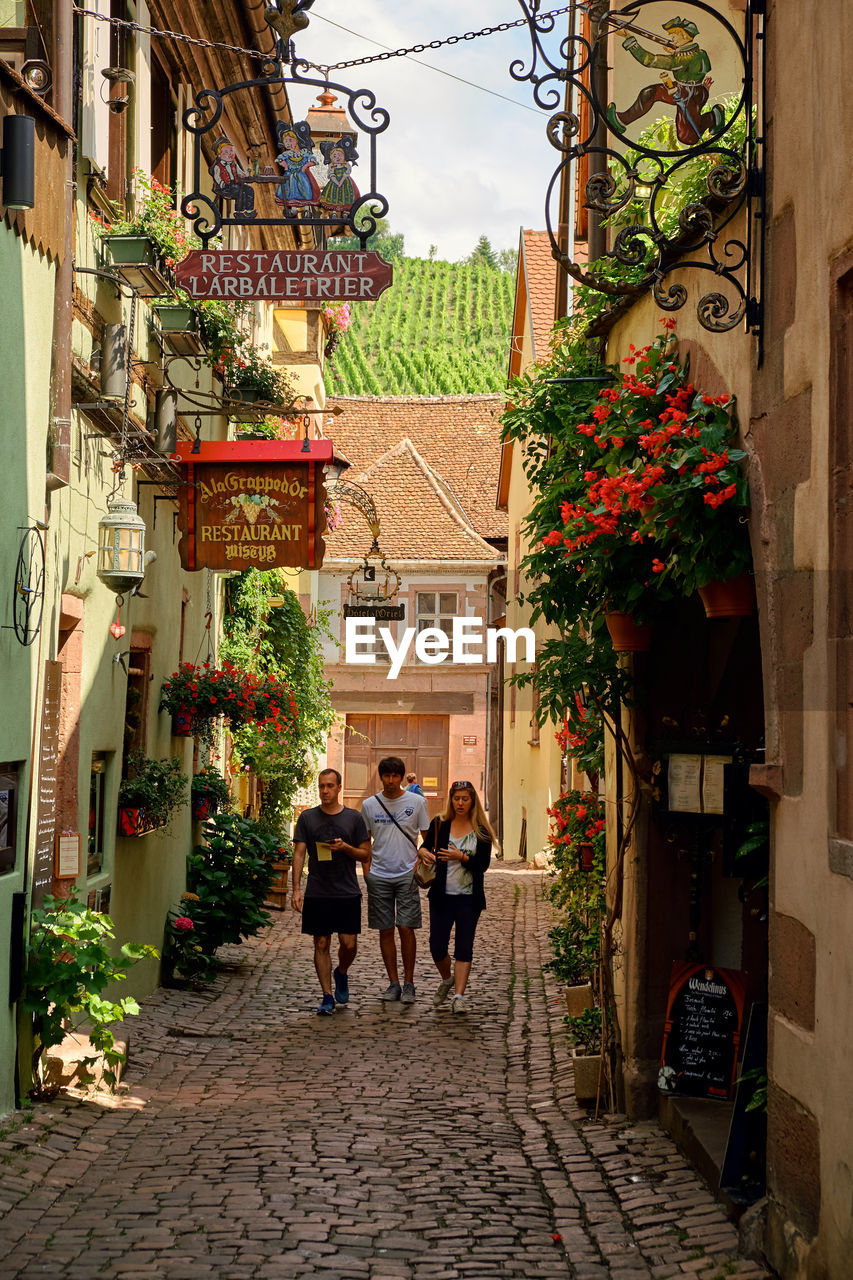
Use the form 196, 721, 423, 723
537, 324, 751, 635
568, 1007, 604, 1104
117, 752, 188, 837
191, 766, 233, 822
159, 661, 256, 740
264, 834, 294, 911
92, 171, 197, 294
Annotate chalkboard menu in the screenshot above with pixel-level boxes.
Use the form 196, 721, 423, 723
31, 661, 62, 909
658, 962, 746, 1100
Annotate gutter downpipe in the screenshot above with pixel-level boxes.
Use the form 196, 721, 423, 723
46, 0, 75, 492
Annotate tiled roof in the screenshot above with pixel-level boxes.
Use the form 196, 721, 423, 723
325, 394, 508, 541
325, 438, 503, 563
521, 230, 558, 362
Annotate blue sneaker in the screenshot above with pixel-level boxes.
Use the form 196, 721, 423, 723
333, 966, 350, 1004
316, 993, 335, 1016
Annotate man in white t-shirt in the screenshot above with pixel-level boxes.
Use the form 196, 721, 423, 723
361, 756, 430, 1003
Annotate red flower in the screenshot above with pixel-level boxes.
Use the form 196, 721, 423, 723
652, 558, 665, 573
173, 917, 194, 932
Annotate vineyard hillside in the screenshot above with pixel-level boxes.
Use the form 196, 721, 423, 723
325, 257, 515, 396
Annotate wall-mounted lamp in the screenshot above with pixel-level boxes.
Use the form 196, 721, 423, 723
0, 115, 35, 211
101, 66, 135, 115
97, 497, 147, 596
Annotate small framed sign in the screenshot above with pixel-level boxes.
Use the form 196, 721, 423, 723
54, 832, 81, 879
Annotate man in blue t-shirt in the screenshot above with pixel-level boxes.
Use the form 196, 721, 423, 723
292, 769, 371, 1016
361, 756, 430, 1004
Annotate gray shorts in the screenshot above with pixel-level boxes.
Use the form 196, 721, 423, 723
365, 872, 423, 930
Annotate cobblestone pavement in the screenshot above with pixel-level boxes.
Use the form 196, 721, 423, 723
0, 869, 774, 1280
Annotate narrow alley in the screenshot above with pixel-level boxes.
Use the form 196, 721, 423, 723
0, 871, 771, 1280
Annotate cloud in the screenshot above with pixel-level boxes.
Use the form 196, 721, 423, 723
290, 1, 562, 260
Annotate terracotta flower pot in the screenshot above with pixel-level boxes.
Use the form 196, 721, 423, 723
172, 711, 193, 736
604, 610, 652, 653
698, 573, 755, 618
578, 842, 596, 872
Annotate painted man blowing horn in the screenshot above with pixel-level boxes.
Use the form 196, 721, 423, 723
605, 14, 725, 147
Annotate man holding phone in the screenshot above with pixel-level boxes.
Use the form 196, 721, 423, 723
292, 769, 372, 1015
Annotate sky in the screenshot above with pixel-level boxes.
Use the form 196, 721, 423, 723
290, 1, 561, 262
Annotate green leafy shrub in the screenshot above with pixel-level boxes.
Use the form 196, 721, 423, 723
184, 813, 279, 955
161, 904, 220, 988
22, 897, 158, 1096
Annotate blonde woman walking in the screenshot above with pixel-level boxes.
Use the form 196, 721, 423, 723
418, 780, 493, 1014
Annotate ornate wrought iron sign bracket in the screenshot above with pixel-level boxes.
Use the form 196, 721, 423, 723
513, 1, 765, 341
181, 3, 390, 249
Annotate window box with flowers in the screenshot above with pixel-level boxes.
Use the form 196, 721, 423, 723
91, 171, 198, 296
190, 766, 233, 822
117, 753, 188, 838
538, 324, 752, 643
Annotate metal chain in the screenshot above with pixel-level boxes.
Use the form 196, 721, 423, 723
71, 5, 574, 71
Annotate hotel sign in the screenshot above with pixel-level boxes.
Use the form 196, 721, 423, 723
174, 440, 332, 572
174, 249, 394, 303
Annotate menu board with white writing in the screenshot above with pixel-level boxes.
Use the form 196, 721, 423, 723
31, 661, 62, 909
658, 962, 746, 1100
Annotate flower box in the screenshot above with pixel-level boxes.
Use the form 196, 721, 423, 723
104, 234, 172, 296
191, 796, 211, 823
151, 303, 204, 356
228, 385, 264, 405
265, 860, 290, 911
564, 983, 594, 1017
572, 1049, 604, 1104
117, 807, 165, 838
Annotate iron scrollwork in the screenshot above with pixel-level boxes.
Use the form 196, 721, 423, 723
513, 1, 765, 338
181, 5, 390, 248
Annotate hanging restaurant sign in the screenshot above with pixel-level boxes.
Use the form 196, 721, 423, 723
173, 440, 332, 572
180, 5, 391, 252
512, 0, 765, 337
174, 249, 393, 303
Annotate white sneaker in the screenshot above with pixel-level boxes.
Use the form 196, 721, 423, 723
433, 978, 453, 1008
451, 994, 468, 1014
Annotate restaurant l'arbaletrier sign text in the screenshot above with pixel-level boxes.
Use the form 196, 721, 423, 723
174, 249, 393, 302
174, 440, 332, 572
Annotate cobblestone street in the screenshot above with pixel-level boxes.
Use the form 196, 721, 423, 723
0, 871, 773, 1280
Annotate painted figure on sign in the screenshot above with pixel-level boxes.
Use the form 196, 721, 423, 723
319, 135, 360, 215
209, 136, 257, 220
605, 15, 725, 147
274, 120, 321, 209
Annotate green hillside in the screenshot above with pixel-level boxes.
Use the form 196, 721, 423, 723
325, 257, 515, 396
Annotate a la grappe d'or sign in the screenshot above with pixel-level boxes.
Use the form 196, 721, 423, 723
174, 249, 393, 302
174, 441, 332, 572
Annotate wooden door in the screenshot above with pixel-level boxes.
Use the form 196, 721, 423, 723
344, 715, 449, 818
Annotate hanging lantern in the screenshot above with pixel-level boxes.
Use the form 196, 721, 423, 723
306, 90, 358, 154
96, 497, 146, 596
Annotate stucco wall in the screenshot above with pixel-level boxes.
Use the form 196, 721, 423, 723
0, 229, 57, 1115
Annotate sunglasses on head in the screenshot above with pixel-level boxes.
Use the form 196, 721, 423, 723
451, 781, 474, 791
